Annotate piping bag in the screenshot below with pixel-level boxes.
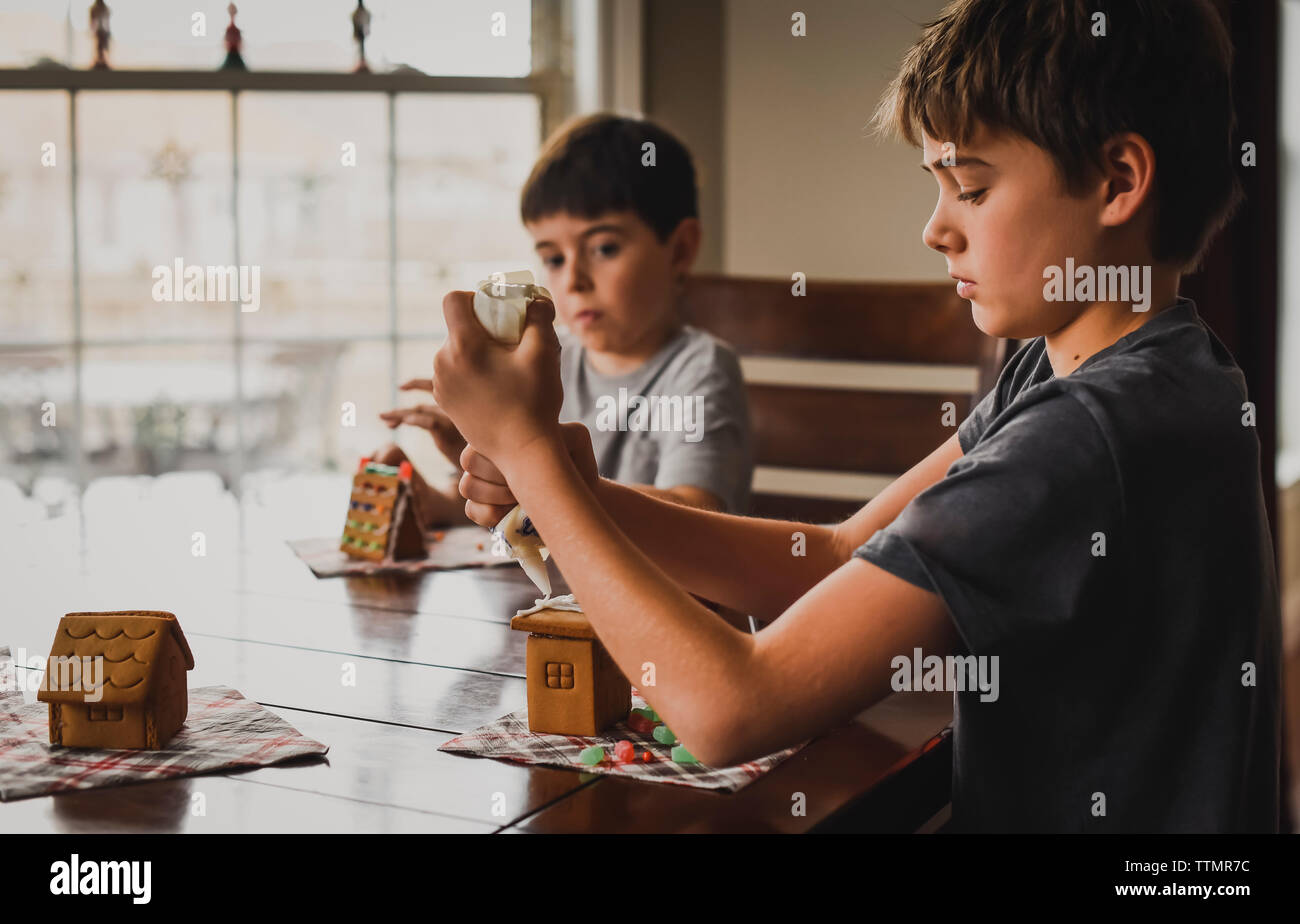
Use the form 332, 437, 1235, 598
471, 270, 576, 610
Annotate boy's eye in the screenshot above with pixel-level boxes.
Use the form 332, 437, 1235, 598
592, 241, 620, 258
956, 188, 988, 204
541, 254, 563, 269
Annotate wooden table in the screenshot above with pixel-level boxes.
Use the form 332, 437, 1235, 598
0, 472, 953, 833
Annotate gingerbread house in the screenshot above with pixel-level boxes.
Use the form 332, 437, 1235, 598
341, 458, 426, 562
510, 608, 630, 736
37, 610, 194, 749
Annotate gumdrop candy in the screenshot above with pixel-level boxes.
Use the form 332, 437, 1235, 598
613, 740, 635, 764
579, 745, 605, 766
652, 725, 677, 746
671, 745, 698, 764
627, 712, 657, 734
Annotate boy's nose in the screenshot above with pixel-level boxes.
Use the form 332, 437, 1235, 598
922, 203, 962, 255
559, 254, 593, 293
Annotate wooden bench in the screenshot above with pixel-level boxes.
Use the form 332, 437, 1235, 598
683, 274, 1010, 523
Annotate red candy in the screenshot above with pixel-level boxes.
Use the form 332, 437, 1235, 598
613, 740, 635, 764
399, 460, 413, 481
627, 712, 657, 734
642, 750, 653, 762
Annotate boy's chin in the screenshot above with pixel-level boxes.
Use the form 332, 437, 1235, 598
968, 299, 1007, 339
969, 299, 1040, 341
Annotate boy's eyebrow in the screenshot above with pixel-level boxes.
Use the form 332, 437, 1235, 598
533, 223, 627, 251
920, 155, 995, 174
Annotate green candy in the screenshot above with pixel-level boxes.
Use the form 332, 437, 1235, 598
671, 745, 698, 764
652, 725, 677, 746
579, 745, 605, 766
631, 706, 657, 722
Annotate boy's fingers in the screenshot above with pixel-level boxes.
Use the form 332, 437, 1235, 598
399, 378, 435, 392
442, 290, 486, 351
378, 406, 449, 433
459, 471, 516, 507
518, 297, 559, 361
464, 500, 515, 530
460, 444, 508, 485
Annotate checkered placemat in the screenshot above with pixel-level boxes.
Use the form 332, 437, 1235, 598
440, 692, 806, 793
0, 648, 329, 801
288, 525, 513, 577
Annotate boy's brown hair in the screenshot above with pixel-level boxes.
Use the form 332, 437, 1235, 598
520, 113, 699, 241
873, 0, 1242, 270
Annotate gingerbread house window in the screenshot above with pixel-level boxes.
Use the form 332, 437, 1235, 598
88, 706, 123, 721
545, 661, 574, 689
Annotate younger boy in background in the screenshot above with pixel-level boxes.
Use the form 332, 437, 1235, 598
377, 115, 753, 525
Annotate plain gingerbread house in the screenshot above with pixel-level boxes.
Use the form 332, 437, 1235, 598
38, 610, 194, 749
510, 608, 630, 736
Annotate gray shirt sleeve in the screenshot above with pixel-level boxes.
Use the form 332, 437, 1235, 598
854, 390, 1123, 659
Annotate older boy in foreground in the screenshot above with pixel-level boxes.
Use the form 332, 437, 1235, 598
434, 0, 1281, 832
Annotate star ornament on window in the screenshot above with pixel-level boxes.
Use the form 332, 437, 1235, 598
148, 140, 193, 188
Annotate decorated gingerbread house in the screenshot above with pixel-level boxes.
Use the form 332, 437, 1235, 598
510, 608, 630, 736
341, 458, 426, 562
38, 610, 194, 749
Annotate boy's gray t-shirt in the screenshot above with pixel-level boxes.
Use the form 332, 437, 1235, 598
558, 325, 753, 514
855, 298, 1281, 832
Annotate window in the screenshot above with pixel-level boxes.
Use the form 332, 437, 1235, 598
0, 2, 570, 504
88, 705, 124, 721
545, 661, 574, 689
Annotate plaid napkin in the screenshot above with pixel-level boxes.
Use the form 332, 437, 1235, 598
440, 692, 806, 793
0, 647, 328, 801
287, 525, 512, 577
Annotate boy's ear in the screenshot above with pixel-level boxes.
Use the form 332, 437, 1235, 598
668, 217, 702, 276
1098, 131, 1157, 230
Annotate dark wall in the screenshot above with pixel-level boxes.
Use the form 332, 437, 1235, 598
1182, 0, 1280, 560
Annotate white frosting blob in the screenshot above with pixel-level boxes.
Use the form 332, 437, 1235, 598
515, 593, 583, 617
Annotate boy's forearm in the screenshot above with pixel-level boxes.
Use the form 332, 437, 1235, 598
592, 477, 844, 621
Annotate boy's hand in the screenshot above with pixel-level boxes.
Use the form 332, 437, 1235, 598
459, 422, 599, 528
432, 290, 564, 468
378, 382, 468, 470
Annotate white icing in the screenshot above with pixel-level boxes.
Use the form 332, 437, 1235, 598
472, 269, 552, 345
515, 593, 583, 618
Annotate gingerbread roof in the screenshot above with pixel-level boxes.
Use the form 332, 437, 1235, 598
37, 611, 194, 705
510, 608, 596, 640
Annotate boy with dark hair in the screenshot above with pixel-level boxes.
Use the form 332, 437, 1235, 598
379, 114, 752, 523
433, 0, 1281, 832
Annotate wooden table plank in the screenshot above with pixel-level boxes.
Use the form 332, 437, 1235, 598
0, 775, 498, 834
14, 636, 526, 734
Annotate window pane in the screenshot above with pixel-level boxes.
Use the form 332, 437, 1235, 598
395, 93, 540, 335
77, 92, 235, 340
78, 342, 238, 479
237, 93, 389, 337
242, 339, 392, 474
231, 0, 532, 75
0, 348, 76, 486
393, 336, 456, 482
364, 0, 532, 77
0, 92, 73, 343
0, 1, 70, 68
